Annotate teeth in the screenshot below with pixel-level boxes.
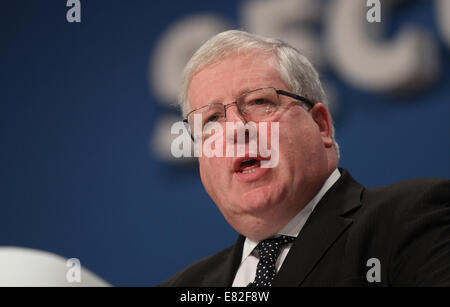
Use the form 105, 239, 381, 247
241, 168, 258, 174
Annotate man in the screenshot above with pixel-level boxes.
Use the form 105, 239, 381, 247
162, 30, 450, 286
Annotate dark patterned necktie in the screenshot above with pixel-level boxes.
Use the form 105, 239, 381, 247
248, 235, 296, 287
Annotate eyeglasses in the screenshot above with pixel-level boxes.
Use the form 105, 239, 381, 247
183, 87, 316, 140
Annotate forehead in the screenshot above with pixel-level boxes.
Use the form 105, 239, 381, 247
188, 50, 287, 110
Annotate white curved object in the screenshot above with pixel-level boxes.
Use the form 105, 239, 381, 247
0, 247, 110, 287
325, 0, 439, 94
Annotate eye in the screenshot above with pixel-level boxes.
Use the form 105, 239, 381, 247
205, 115, 219, 123
246, 98, 277, 109
251, 98, 272, 106
204, 114, 222, 125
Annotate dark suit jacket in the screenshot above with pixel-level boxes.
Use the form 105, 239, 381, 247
161, 169, 450, 286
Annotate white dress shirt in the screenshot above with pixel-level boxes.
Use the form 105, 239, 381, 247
232, 168, 341, 287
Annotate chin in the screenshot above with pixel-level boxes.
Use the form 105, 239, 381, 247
240, 185, 278, 214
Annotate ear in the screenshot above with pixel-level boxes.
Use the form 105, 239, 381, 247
310, 103, 334, 148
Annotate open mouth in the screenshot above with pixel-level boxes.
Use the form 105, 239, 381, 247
237, 159, 261, 174
233, 156, 270, 182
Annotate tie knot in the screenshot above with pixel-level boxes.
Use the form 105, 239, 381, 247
255, 235, 295, 260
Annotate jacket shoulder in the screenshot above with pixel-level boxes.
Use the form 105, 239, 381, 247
362, 177, 450, 285
348, 176, 450, 248
363, 177, 449, 208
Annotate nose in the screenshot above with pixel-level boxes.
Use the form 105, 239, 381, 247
224, 104, 251, 145
225, 103, 246, 123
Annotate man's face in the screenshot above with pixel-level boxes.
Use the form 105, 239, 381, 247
187, 50, 334, 240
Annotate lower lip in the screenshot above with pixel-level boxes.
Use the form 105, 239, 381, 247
234, 166, 270, 183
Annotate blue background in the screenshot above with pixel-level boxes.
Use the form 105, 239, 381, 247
1, 0, 449, 286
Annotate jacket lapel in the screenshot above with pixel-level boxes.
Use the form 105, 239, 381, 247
272, 168, 364, 286
201, 234, 245, 286
223, 235, 246, 286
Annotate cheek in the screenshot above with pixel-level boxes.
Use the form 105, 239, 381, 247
199, 159, 217, 202
279, 122, 308, 154
277, 118, 323, 170
198, 157, 228, 191
199, 158, 213, 187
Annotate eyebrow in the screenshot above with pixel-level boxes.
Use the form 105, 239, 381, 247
203, 87, 253, 106
234, 87, 259, 99
199, 86, 271, 110
209, 97, 227, 105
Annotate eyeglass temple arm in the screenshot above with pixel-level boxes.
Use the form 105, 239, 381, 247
182, 119, 196, 141
276, 89, 316, 109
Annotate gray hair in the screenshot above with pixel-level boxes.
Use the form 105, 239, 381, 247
179, 30, 339, 157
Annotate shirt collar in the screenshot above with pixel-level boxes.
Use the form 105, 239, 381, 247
240, 168, 341, 263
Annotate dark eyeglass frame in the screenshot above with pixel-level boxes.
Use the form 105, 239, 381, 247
183, 87, 317, 140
